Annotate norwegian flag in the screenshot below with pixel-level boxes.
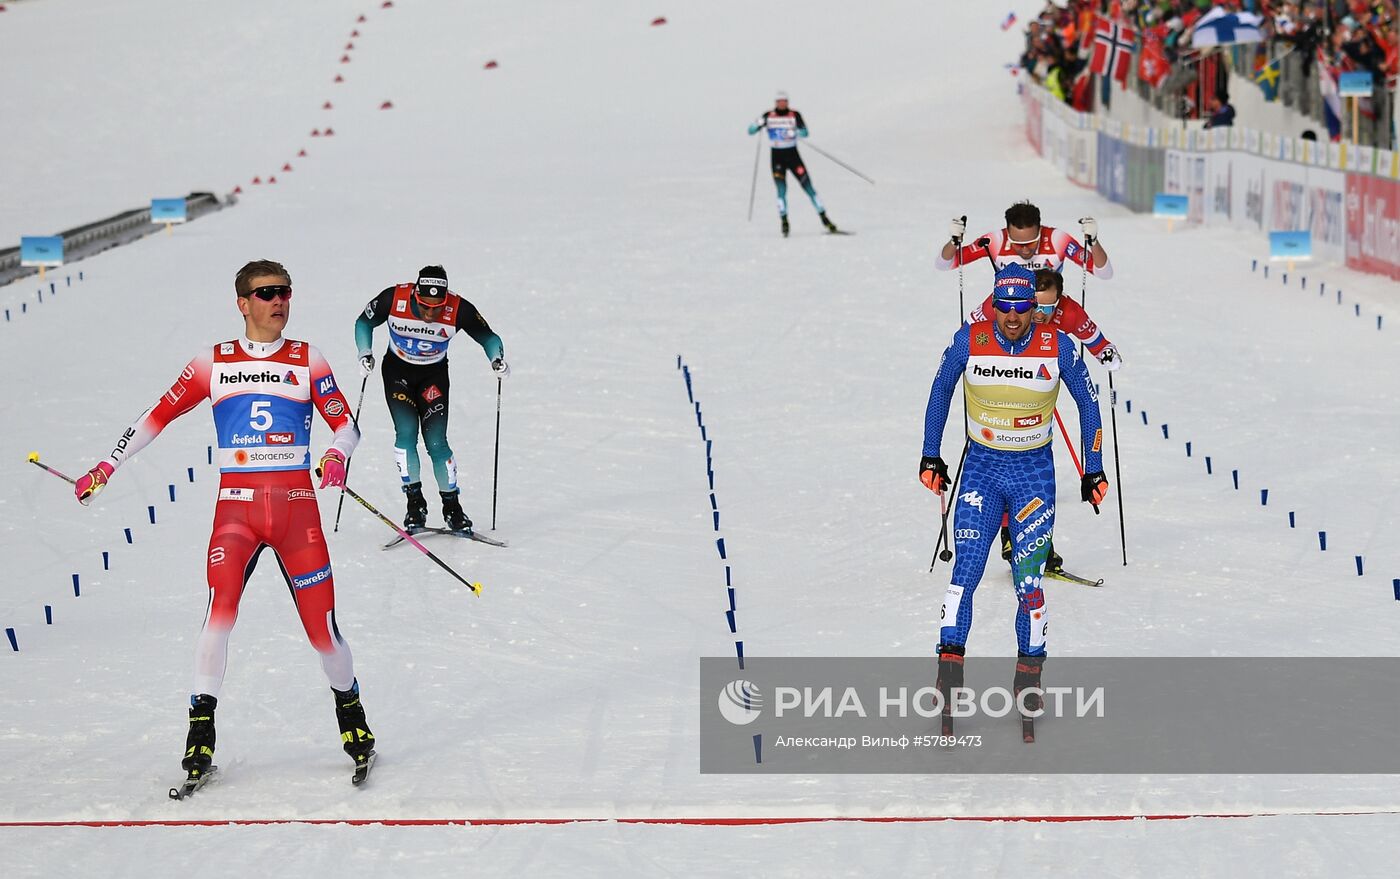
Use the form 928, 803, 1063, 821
1137, 35, 1170, 88
1089, 15, 1138, 87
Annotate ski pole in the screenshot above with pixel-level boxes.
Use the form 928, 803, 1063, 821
331, 478, 483, 596
1078, 231, 1127, 564
954, 219, 968, 317
333, 375, 369, 533
746, 136, 762, 221
325, 468, 480, 595
26, 452, 76, 485
491, 377, 502, 530
931, 232, 977, 574
1107, 372, 1127, 565
929, 439, 971, 572
1052, 408, 1099, 516
802, 141, 875, 185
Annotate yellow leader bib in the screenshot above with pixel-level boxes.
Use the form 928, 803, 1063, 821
962, 321, 1062, 451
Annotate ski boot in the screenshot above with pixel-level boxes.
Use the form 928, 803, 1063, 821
1044, 542, 1064, 575
1013, 653, 1045, 743
441, 489, 472, 534
182, 694, 217, 774
1000, 525, 1013, 562
780, 215, 790, 238
332, 680, 376, 768
403, 482, 428, 531
819, 211, 839, 233
935, 643, 965, 736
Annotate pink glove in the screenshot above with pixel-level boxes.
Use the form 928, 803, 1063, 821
75, 461, 115, 505
317, 450, 347, 488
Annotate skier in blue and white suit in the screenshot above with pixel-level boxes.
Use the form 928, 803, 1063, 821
918, 265, 1109, 675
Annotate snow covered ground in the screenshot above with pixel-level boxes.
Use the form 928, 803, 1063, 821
3, 0, 1400, 875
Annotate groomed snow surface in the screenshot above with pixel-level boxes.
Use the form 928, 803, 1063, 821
3, 1, 1400, 876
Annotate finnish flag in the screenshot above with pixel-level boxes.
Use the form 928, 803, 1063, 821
1191, 7, 1264, 48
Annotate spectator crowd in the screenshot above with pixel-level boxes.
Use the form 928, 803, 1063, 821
1019, 1, 1397, 143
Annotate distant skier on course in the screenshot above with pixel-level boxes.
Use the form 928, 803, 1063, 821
748, 91, 841, 238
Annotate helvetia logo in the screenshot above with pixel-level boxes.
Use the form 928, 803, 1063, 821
972, 364, 1035, 380
718, 680, 763, 725
219, 370, 281, 384
283, 371, 299, 386
1037, 364, 1053, 381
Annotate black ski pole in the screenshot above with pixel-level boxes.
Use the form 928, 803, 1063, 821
1108, 372, 1127, 565
929, 440, 971, 572
1079, 229, 1126, 563
746, 137, 762, 221
329, 476, 483, 596
928, 226, 979, 572
491, 377, 502, 530
802, 141, 875, 185
333, 374, 369, 533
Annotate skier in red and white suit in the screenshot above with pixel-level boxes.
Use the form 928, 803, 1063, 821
936, 201, 1121, 370
935, 201, 1114, 279
73, 260, 376, 778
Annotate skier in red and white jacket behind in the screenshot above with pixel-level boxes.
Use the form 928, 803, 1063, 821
938, 200, 1121, 371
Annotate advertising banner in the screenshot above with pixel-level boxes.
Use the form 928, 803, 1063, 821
1346, 172, 1400, 281
1266, 161, 1346, 263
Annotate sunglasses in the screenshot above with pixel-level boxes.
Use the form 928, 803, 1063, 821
993, 298, 1036, 314
414, 290, 446, 309
246, 285, 292, 301
1035, 302, 1058, 316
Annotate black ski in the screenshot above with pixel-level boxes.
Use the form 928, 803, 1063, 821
352, 752, 376, 786
1044, 569, 1104, 587
168, 766, 217, 800
1021, 715, 1035, 743
827, 229, 855, 236
383, 527, 508, 550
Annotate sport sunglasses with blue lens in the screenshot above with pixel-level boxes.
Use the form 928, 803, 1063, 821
992, 298, 1035, 314
247, 285, 292, 301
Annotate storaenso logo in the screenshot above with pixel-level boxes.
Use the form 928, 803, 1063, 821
718, 680, 763, 725
971, 364, 1035, 380
246, 450, 297, 462
219, 371, 282, 384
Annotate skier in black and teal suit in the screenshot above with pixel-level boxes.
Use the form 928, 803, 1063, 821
355, 265, 508, 534
918, 264, 1108, 728
747, 91, 840, 237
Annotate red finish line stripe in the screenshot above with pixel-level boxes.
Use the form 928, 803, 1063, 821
0, 811, 1393, 829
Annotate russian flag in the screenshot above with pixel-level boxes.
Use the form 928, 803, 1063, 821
1000, 10, 1017, 31
1316, 49, 1343, 141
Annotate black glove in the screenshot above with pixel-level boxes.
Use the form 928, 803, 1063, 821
920, 455, 950, 492
1081, 471, 1109, 505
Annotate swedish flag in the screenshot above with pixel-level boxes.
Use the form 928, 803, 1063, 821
1255, 58, 1280, 102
